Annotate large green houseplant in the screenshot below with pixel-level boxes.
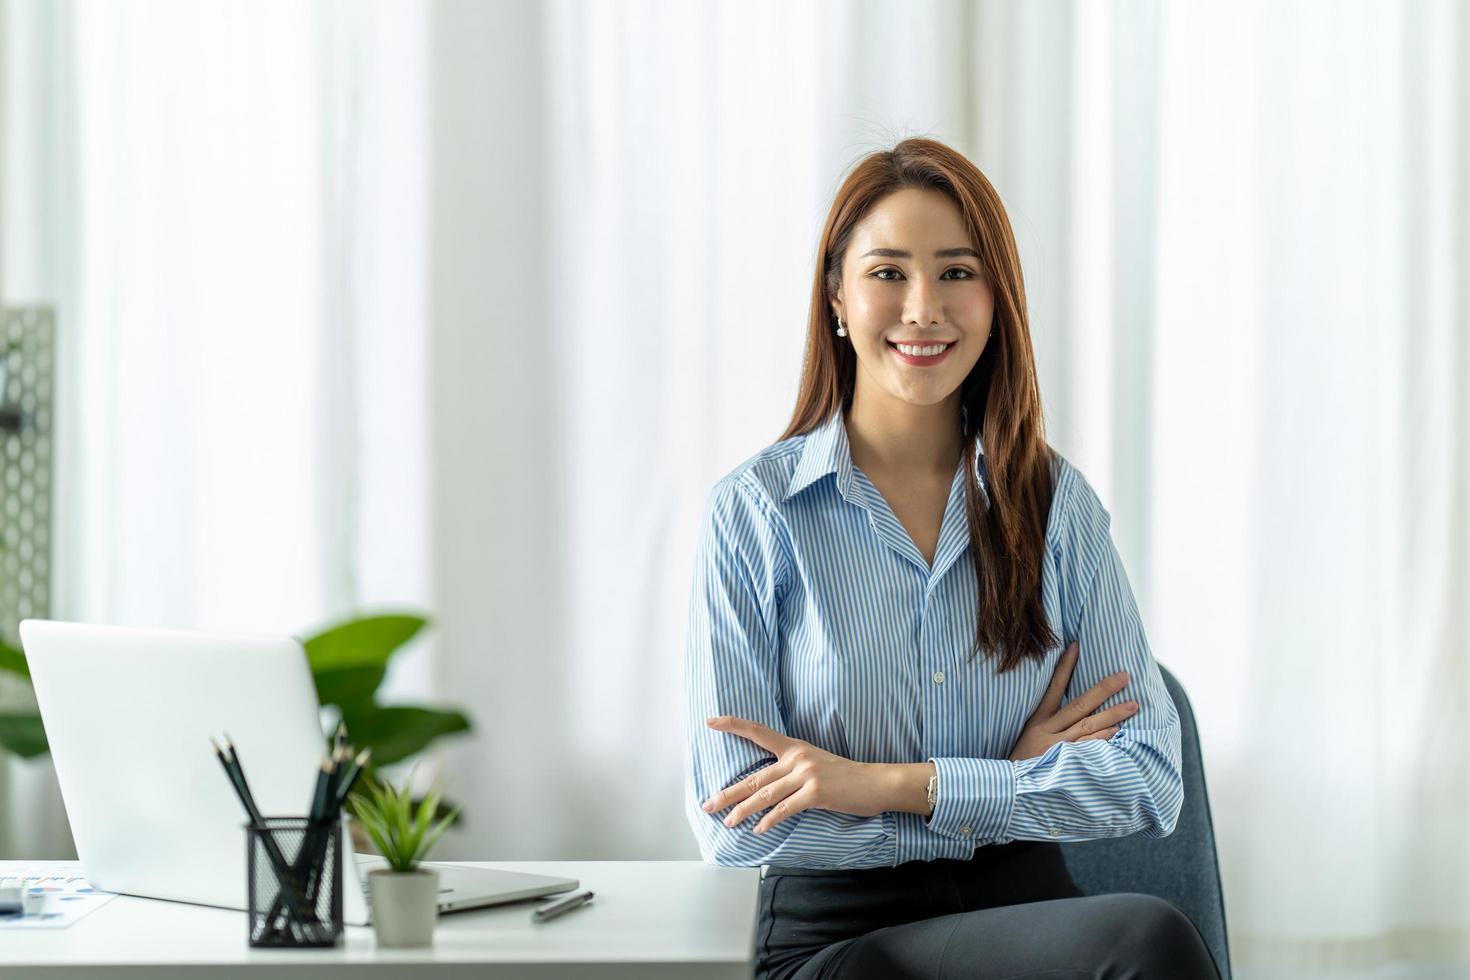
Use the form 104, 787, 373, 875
0, 613, 471, 830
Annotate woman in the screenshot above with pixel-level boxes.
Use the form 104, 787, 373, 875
683, 138, 1219, 979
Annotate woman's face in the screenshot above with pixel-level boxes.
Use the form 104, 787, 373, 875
832, 187, 994, 411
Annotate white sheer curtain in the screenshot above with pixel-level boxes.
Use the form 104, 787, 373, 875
527, 0, 1470, 974
973, 0, 1470, 971
0, 0, 432, 857
1024, 0, 1466, 971
1140, 2, 1469, 971
934, 4, 1468, 973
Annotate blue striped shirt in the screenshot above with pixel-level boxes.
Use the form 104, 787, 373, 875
683, 409, 1182, 868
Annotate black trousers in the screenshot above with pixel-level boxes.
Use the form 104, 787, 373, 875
754, 841, 1221, 980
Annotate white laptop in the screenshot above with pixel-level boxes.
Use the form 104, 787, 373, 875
18, 618, 578, 925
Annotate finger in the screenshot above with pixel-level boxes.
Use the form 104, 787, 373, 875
1033, 642, 1079, 720
1077, 725, 1119, 742
701, 758, 789, 814
706, 716, 792, 754
723, 770, 804, 829
1049, 670, 1131, 733
753, 784, 817, 835
1063, 700, 1138, 739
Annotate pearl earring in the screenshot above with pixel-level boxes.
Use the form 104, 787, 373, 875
836, 317, 847, 338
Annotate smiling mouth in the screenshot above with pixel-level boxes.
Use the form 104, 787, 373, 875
882, 343, 952, 362
887, 340, 954, 365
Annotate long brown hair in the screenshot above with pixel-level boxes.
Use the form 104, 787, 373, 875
779, 137, 1058, 674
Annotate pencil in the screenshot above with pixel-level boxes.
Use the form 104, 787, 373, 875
211, 737, 262, 823
325, 745, 349, 809
262, 776, 335, 926
332, 747, 371, 812
306, 746, 361, 902
298, 757, 335, 907
307, 757, 332, 823
211, 737, 312, 936
220, 734, 267, 822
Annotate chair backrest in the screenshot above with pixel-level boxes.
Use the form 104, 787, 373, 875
1058, 664, 1232, 980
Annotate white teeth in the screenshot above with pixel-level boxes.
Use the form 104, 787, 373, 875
895, 343, 949, 357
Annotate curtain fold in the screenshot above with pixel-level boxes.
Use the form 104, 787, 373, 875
0, 0, 432, 857
974, 0, 1468, 970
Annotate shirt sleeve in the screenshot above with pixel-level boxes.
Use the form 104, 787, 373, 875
684, 474, 900, 868
923, 468, 1185, 845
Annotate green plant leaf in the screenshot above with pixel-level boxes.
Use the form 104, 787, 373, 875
312, 665, 386, 707
0, 640, 30, 681
346, 767, 458, 872
337, 704, 471, 767
0, 713, 49, 758
414, 805, 460, 865
360, 817, 401, 870
358, 770, 463, 830
301, 613, 428, 674
350, 791, 411, 871
403, 785, 442, 864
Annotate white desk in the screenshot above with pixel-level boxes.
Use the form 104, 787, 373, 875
2, 860, 760, 979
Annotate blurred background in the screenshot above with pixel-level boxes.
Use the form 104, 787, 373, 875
1, 0, 1467, 976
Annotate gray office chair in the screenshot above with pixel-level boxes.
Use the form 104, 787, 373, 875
1058, 665, 1232, 980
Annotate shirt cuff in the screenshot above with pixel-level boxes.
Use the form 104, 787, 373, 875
925, 756, 1017, 843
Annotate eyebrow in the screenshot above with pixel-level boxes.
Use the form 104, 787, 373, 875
861, 247, 980, 260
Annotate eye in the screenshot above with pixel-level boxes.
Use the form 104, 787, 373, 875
870, 267, 977, 281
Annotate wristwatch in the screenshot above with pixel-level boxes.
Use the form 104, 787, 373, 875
925, 771, 938, 817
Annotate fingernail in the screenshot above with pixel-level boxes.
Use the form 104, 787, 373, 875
723, 816, 736, 828
702, 800, 714, 812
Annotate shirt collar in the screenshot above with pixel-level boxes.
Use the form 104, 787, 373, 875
783, 409, 985, 503
784, 410, 853, 502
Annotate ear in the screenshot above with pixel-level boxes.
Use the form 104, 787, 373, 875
830, 292, 844, 322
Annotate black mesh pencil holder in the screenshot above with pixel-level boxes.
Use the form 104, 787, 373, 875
245, 817, 344, 947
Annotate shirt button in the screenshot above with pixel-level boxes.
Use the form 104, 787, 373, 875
1048, 827, 1060, 837
959, 825, 972, 836
932, 670, 945, 685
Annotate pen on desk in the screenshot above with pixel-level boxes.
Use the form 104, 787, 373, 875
532, 890, 594, 923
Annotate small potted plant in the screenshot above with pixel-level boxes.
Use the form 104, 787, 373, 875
347, 768, 460, 947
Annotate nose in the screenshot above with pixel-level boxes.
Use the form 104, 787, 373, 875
902, 276, 943, 329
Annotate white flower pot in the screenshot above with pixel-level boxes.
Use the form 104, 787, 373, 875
368, 868, 440, 947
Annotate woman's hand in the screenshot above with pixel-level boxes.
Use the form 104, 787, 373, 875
1008, 640, 1137, 761
699, 717, 887, 834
